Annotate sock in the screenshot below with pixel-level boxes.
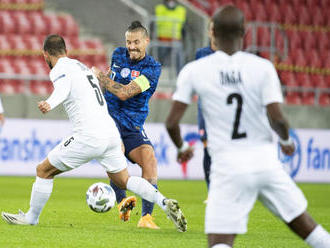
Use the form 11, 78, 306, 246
110, 180, 126, 203
305, 225, 330, 248
25, 177, 53, 224
126, 176, 166, 211
142, 184, 157, 216
212, 244, 231, 248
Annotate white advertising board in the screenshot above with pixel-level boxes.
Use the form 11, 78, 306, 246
0, 119, 329, 182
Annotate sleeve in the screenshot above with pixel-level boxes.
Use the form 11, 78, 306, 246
46, 70, 71, 109
172, 63, 195, 104
261, 61, 284, 106
195, 49, 202, 60
0, 97, 4, 114
141, 63, 161, 92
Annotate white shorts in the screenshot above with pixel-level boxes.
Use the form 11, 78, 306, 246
48, 134, 127, 173
205, 168, 308, 234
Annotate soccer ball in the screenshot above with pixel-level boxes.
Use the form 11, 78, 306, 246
86, 182, 116, 213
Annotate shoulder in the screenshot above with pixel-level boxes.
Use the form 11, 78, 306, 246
195, 46, 213, 60
112, 47, 127, 59
238, 51, 274, 69
144, 55, 161, 69
50, 58, 70, 81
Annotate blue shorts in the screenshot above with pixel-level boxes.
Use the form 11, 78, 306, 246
114, 119, 153, 161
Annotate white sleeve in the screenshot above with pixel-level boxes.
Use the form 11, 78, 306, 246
46, 73, 71, 109
0, 97, 3, 113
172, 64, 195, 104
261, 61, 284, 106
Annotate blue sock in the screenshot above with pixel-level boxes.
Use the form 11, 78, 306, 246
110, 180, 126, 203
142, 184, 157, 216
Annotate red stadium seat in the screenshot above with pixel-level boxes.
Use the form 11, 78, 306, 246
297, 6, 312, 25
257, 26, 270, 47
301, 92, 315, 105
254, 2, 267, 22
29, 12, 48, 35
311, 75, 326, 88
285, 92, 301, 105
280, 3, 297, 24
0, 35, 11, 50
268, 2, 281, 23
58, 14, 79, 37
236, 1, 253, 21
308, 49, 322, 68
296, 73, 311, 88
319, 93, 330, 106
292, 49, 307, 67
286, 30, 302, 52
316, 32, 329, 52
0, 11, 16, 33
302, 31, 316, 51
13, 12, 33, 34
311, 7, 325, 26
43, 14, 63, 36
279, 71, 298, 86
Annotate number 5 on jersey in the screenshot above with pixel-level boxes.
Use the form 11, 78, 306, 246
87, 75, 104, 106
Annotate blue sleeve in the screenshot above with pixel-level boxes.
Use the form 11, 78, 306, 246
141, 64, 161, 92
195, 49, 203, 60
197, 100, 207, 141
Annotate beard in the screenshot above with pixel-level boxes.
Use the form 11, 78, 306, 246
129, 49, 142, 61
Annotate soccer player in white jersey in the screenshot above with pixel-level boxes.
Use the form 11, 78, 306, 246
166, 6, 330, 248
0, 96, 4, 133
1, 34, 187, 233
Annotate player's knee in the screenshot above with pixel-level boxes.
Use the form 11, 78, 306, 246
36, 163, 48, 178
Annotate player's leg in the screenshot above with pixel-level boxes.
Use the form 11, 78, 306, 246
208, 234, 236, 248
1, 158, 62, 225
128, 143, 159, 229
205, 170, 258, 248
110, 141, 127, 206
107, 169, 187, 232
100, 140, 186, 232
203, 147, 211, 191
259, 168, 330, 248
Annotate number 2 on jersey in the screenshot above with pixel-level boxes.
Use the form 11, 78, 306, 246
227, 93, 247, 139
86, 75, 104, 106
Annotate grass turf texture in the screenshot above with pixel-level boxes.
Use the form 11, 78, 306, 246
0, 177, 329, 248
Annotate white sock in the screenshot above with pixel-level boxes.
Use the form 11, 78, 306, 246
212, 244, 231, 248
25, 177, 53, 224
305, 225, 330, 248
126, 176, 166, 211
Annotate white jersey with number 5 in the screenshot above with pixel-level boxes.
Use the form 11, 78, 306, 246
173, 51, 283, 174
47, 57, 119, 139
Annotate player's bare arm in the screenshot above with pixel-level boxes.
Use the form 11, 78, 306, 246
0, 114, 4, 125
267, 102, 295, 156
92, 67, 142, 101
166, 100, 194, 163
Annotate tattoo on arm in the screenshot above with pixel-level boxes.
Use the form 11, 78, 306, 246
97, 72, 141, 100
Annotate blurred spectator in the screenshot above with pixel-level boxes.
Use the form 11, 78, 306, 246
0, 96, 5, 133
154, 0, 186, 74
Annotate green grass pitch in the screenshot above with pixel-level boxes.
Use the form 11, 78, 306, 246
0, 177, 329, 248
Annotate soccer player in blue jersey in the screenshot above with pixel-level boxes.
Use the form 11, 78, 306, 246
92, 21, 162, 229
195, 21, 216, 202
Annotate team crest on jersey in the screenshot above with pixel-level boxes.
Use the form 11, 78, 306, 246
131, 70, 140, 79
120, 68, 130, 78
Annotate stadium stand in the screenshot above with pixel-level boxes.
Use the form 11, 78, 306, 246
188, 0, 330, 106
0, 0, 108, 95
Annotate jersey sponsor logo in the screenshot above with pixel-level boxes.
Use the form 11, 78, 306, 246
120, 68, 130, 78
278, 129, 301, 178
131, 70, 140, 79
53, 74, 66, 83
220, 71, 242, 86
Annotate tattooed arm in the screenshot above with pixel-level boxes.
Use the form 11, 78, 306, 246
92, 67, 142, 101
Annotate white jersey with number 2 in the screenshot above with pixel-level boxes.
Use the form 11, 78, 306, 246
173, 51, 284, 174
46, 57, 119, 139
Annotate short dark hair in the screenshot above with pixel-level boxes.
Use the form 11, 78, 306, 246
212, 5, 244, 42
127, 21, 149, 37
43, 34, 66, 56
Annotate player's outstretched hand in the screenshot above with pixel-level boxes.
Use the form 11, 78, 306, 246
177, 146, 194, 163
38, 101, 51, 114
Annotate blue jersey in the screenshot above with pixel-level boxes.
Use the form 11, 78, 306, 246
195, 46, 214, 141
104, 47, 161, 130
